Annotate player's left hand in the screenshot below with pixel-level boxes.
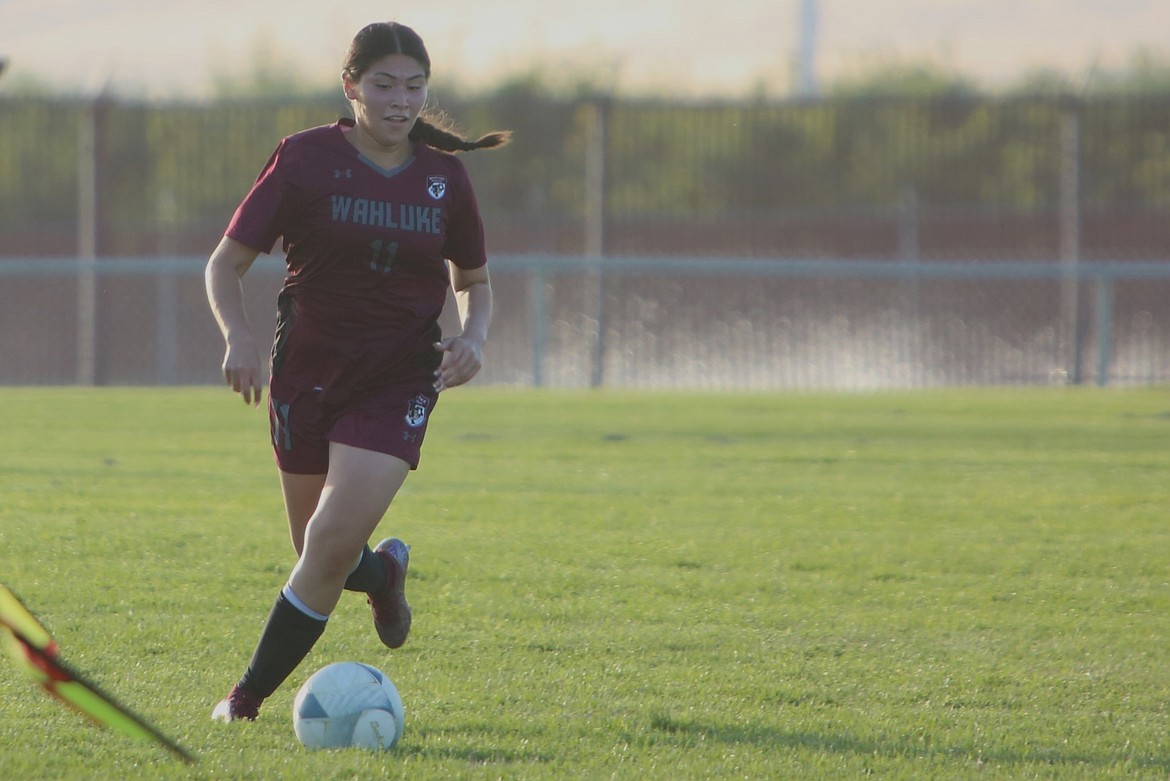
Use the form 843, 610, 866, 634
433, 336, 483, 391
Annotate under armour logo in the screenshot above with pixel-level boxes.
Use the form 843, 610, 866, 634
334, 169, 352, 178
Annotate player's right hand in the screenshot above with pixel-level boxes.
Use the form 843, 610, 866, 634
222, 341, 263, 406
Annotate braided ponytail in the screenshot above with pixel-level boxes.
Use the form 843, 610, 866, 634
410, 114, 511, 153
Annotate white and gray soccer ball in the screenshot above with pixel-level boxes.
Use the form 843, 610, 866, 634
293, 662, 404, 751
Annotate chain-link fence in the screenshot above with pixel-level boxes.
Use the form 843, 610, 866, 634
3, 255, 1167, 389
1, 93, 1168, 388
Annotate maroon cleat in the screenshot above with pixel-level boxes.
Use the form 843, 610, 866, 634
368, 538, 412, 649
211, 684, 263, 722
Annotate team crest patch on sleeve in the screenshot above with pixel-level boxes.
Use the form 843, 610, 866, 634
426, 176, 447, 200
405, 394, 431, 428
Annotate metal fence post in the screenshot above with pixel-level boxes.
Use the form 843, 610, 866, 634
899, 183, 921, 312
530, 267, 547, 388
583, 98, 608, 388
156, 189, 180, 384
1059, 98, 1083, 384
1094, 276, 1114, 387
76, 97, 102, 386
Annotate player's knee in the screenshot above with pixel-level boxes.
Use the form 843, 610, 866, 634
302, 518, 367, 578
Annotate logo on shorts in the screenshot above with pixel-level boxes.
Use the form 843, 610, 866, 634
426, 176, 447, 200
405, 394, 430, 428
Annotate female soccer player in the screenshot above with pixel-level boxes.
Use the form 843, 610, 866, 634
205, 21, 509, 722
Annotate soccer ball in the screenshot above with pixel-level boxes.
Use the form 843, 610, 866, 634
292, 662, 404, 751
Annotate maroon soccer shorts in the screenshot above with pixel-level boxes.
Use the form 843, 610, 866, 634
268, 379, 440, 474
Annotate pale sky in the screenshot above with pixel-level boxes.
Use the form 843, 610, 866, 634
2, 0, 1168, 99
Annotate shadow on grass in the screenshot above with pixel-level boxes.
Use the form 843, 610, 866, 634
404, 725, 556, 767
638, 714, 1170, 773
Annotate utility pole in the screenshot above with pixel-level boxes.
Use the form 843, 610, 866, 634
798, 0, 819, 96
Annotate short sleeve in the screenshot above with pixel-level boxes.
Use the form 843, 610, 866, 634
225, 139, 298, 254
441, 163, 487, 270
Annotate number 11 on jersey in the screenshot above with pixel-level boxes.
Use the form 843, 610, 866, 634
369, 239, 399, 274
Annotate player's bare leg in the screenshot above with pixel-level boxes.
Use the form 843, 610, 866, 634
213, 444, 410, 721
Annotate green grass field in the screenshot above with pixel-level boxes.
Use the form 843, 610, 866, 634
1, 386, 1169, 780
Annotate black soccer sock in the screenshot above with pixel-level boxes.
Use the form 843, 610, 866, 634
343, 545, 386, 593
237, 591, 327, 699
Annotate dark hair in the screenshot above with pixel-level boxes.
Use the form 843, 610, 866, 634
343, 22, 510, 153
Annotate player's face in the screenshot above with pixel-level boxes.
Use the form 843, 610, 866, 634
346, 54, 428, 155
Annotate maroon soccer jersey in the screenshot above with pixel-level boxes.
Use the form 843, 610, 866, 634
226, 118, 487, 403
